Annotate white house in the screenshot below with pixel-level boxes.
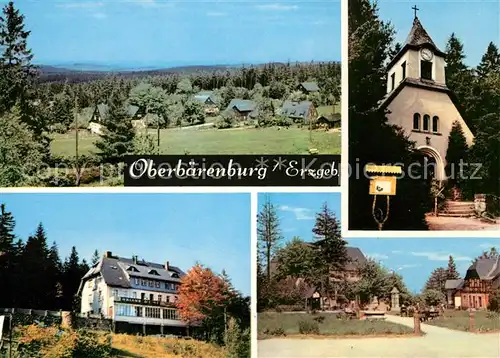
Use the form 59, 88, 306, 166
78, 251, 187, 335
379, 15, 474, 181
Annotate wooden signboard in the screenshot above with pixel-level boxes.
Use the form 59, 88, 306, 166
369, 176, 397, 196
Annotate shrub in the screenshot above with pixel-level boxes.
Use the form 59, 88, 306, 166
224, 318, 250, 358
49, 123, 68, 134
215, 113, 235, 129
313, 315, 325, 323
298, 320, 319, 335
262, 328, 285, 336
488, 289, 500, 312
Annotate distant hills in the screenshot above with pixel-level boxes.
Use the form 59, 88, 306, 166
34, 61, 338, 82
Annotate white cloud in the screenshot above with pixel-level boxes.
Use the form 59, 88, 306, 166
391, 250, 403, 254
411, 251, 472, 262
255, 3, 299, 11
56, 1, 104, 9
368, 253, 389, 260
134, 0, 173, 8
92, 12, 107, 19
396, 264, 420, 271
207, 11, 226, 17
279, 205, 314, 220
479, 242, 498, 249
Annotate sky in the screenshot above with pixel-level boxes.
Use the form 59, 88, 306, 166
377, 0, 500, 67
258, 192, 500, 294
10, 0, 341, 66
0, 193, 251, 296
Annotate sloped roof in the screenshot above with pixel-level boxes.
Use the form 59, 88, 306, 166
95, 104, 140, 119
405, 17, 439, 50
299, 82, 320, 92
227, 99, 256, 112
281, 100, 313, 119
444, 279, 464, 290
466, 256, 500, 280
317, 113, 341, 123
194, 91, 216, 104
80, 255, 185, 291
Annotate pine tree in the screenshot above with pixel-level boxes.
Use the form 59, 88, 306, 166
446, 256, 460, 280
91, 249, 100, 266
257, 195, 283, 279
47, 242, 63, 310
445, 121, 469, 191
0, 1, 35, 114
312, 202, 348, 298
95, 92, 136, 164
348, 0, 430, 230
22, 223, 50, 308
0, 203, 15, 307
476, 42, 500, 78
424, 267, 448, 295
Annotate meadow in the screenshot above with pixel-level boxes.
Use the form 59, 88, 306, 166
51, 126, 341, 156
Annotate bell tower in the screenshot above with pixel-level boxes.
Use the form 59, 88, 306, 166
386, 12, 447, 94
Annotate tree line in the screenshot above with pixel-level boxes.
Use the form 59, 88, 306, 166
348, 0, 500, 230
0, 204, 94, 311
256, 196, 412, 311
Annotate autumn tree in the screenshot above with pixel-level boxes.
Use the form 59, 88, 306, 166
257, 195, 283, 279
176, 264, 232, 335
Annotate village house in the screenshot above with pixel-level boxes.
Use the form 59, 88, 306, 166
297, 81, 320, 94
271, 246, 367, 310
280, 100, 317, 123
78, 251, 187, 335
316, 113, 341, 129
378, 15, 474, 181
445, 256, 500, 310
193, 91, 219, 115
89, 103, 144, 123
225, 99, 259, 120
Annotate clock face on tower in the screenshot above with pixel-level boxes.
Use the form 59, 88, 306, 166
421, 48, 434, 61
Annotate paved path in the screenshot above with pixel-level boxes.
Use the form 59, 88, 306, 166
425, 216, 500, 230
258, 316, 500, 358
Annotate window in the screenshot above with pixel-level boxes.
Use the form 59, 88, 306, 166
116, 304, 134, 317
141, 279, 146, 286
478, 296, 482, 308
421, 60, 432, 80
166, 296, 170, 303
149, 293, 154, 301
413, 113, 420, 130
132, 291, 137, 299
163, 309, 180, 321
112, 289, 118, 298
135, 306, 142, 317
148, 280, 154, 287
134, 278, 140, 285
127, 266, 139, 272
390, 73, 395, 91
423, 115, 430, 131
401, 61, 406, 80
158, 294, 162, 302
145, 307, 161, 319
155, 281, 160, 288
432, 116, 439, 132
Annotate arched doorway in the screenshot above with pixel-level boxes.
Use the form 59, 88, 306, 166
416, 146, 445, 182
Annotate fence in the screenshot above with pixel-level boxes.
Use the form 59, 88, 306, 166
0, 308, 113, 331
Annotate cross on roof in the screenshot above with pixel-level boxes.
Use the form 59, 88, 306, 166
412, 5, 419, 18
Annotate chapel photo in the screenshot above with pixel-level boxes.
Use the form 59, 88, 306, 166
348, 0, 500, 231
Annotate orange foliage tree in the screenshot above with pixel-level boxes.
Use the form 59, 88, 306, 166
176, 263, 232, 326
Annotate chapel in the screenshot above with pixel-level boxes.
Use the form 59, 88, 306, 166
379, 12, 474, 181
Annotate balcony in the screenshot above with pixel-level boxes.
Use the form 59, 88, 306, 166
114, 297, 177, 308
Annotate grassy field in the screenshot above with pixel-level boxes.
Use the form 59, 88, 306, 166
317, 104, 341, 116
424, 310, 500, 333
258, 312, 414, 339
51, 126, 341, 156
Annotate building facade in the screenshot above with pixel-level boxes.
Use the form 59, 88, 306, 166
445, 256, 500, 310
78, 252, 187, 334
379, 16, 474, 181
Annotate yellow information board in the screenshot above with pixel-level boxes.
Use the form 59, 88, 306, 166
369, 176, 397, 196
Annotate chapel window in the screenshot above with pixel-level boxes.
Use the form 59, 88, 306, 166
423, 115, 430, 131
401, 61, 406, 80
421, 60, 433, 80
413, 113, 420, 130
432, 116, 439, 132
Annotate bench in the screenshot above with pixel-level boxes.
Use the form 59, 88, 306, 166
420, 310, 440, 321
361, 310, 386, 320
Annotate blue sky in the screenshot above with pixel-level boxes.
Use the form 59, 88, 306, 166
0, 193, 251, 296
377, 0, 500, 66
10, 0, 340, 66
258, 192, 500, 293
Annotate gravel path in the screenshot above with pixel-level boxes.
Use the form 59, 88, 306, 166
426, 216, 500, 231
258, 315, 500, 357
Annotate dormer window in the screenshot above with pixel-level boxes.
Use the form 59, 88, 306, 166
148, 269, 160, 276
171, 273, 180, 279
127, 266, 139, 272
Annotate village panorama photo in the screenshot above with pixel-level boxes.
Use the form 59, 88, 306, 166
0, 192, 251, 357
348, 0, 500, 231
256, 191, 500, 357
0, 0, 341, 187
